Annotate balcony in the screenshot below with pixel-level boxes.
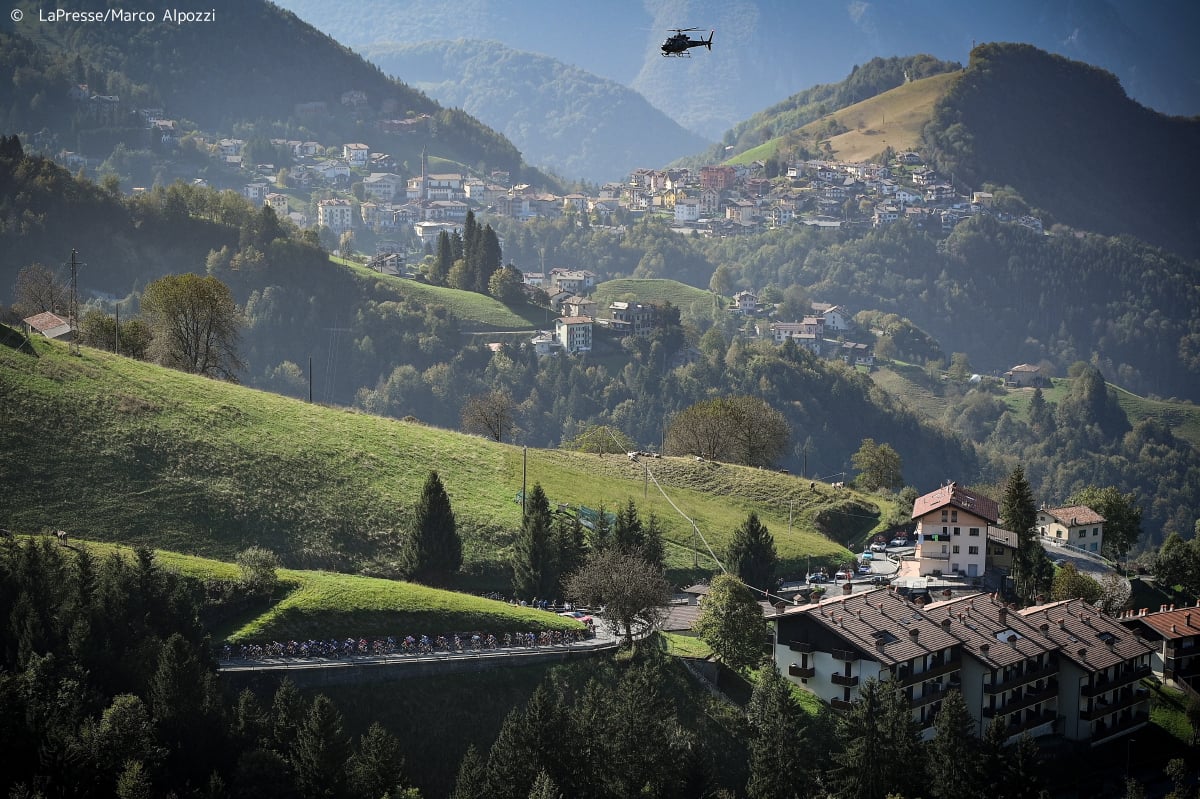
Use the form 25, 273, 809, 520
789, 641, 814, 654
1000, 709, 1058, 739
984, 663, 1057, 695
831, 673, 860, 687
897, 657, 961, 688
830, 698, 855, 711
789, 664, 816, 679
982, 681, 1058, 718
1090, 711, 1150, 746
1080, 664, 1151, 697
1080, 688, 1150, 721
830, 648, 860, 662
911, 683, 950, 709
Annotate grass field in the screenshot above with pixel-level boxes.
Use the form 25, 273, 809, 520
59, 538, 582, 642
1, 335, 860, 591
335, 258, 546, 330
729, 72, 960, 165
591, 277, 720, 311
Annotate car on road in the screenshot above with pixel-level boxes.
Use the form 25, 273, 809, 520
807, 573, 829, 584
834, 570, 853, 581
1053, 558, 1067, 567
870, 542, 887, 552
889, 538, 909, 547
558, 610, 593, 624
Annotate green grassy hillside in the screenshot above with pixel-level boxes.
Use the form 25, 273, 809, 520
1, 333, 863, 588
341, 259, 545, 329
50, 538, 581, 642
728, 72, 959, 165
591, 278, 720, 312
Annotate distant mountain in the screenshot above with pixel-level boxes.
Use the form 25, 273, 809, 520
274, 0, 1200, 141
924, 43, 1200, 260
0, 0, 550, 184
361, 39, 712, 184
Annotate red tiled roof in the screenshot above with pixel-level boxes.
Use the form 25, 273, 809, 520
1127, 605, 1200, 640
912, 483, 999, 523
22, 311, 70, 332
1042, 506, 1106, 526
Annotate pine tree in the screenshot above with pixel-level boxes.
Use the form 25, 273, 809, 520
400, 470, 461, 586
925, 690, 983, 798
512, 484, 558, 600
727, 512, 778, 593
1003, 465, 1044, 602
613, 498, 645, 554
348, 723, 409, 799
746, 663, 810, 799
451, 744, 488, 799
291, 695, 351, 799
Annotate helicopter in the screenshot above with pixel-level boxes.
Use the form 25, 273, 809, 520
660, 28, 714, 57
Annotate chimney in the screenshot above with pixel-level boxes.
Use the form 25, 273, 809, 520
1008, 634, 1019, 647
941, 618, 952, 630
774, 602, 787, 615
1058, 618, 1066, 630
1170, 604, 1176, 612
843, 581, 853, 595
875, 637, 886, 651
980, 642, 990, 656
1172, 624, 1178, 634
1188, 613, 1193, 628
1078, 647, 1087, 660
1140, 608, 1147, 616
999, 607, 1008, 624
1039, 623, 1050, 636
909, 628, 920, 641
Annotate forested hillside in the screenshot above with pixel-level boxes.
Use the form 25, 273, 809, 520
923, 43, 1200, 259
678, 54, 960, 167
361, 39, 711, 184
0, 0, 547, 184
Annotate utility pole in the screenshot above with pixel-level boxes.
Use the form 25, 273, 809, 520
68, 249, 82, 356
308, 355, 313, 403
113, 300, 120, 354
521, 446, 527, 517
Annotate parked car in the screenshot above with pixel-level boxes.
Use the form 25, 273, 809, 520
889, 538, 909, 547
834, 570, 852, 581
870, 543, 887, 552
807, 573, 828, 584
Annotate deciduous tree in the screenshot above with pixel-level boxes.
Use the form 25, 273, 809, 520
461, 388, 515, 442
693, 573, 768, 670
12, 262, 67, 319
141, 273, 243, 381
564, 549, 670, 646
851, 438, 903, 491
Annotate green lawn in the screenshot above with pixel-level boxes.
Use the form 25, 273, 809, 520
1, 336, 857, 588
62, 538, 581, 642
592, 278, 720, 311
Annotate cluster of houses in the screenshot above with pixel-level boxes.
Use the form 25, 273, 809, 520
767, 480, 1164, 749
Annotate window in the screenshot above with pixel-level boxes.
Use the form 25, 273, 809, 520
951, 510, 958, 522
1078, 530, 1086, 539
954, 527, 961, 536
1093, 527, 1099, 536
941, 510, 948, 522
969, 527, 980, 536
953, 545, 960, 554
968, 546, 979, 555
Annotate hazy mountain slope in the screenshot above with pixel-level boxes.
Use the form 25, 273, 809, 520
362, 39, 711, 183
274, 0, 1200, 140
924, 43, 1200, 260
0, 0, 545, 181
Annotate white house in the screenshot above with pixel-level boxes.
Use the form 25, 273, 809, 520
1037, 506, 1105, 554
911, 483, 998, 579
555, 316, 593, 353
